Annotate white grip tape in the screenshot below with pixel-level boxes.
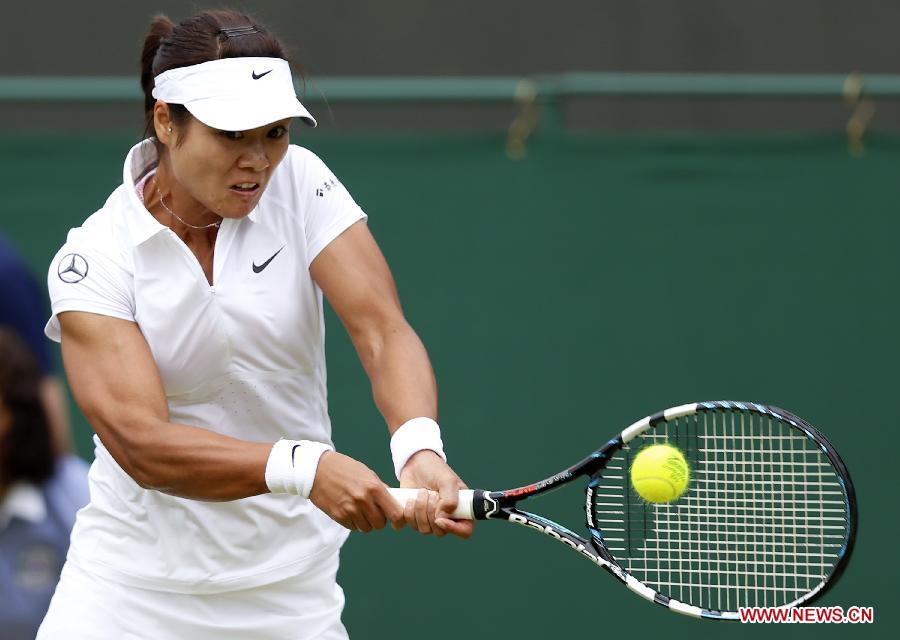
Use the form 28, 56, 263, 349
388, 488, 475, 520
390, 417, 446, 480
265, 439, 333, 498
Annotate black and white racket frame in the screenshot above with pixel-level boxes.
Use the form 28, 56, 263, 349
467, 400, 857, 620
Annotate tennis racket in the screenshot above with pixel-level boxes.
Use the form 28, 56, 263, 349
388, 400, 857, 620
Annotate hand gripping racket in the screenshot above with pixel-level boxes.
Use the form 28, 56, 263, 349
388, 401, 857, 620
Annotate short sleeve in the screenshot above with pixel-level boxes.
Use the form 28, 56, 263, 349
45, 231, 135, 343
295, 148, 367, 267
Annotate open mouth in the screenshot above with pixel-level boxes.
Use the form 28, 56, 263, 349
230, 182, 260, 195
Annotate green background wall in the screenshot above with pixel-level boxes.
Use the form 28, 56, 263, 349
1, 131, 896, 636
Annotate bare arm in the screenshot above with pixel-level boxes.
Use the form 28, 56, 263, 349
310, 221, 472, 538
58, 311, 271, 500
309, 221, 436, 432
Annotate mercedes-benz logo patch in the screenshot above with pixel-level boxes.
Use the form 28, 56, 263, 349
58, 253, 89, 283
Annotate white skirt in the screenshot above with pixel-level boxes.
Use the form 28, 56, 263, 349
37, 550, 348, 640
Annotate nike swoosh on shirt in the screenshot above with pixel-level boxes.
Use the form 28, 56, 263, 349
252, 246, 285, 273
252, 70, 273, 80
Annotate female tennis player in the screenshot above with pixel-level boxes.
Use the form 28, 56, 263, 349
37, 9, 471, 639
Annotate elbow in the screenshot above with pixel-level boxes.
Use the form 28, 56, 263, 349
349, 316, 412, 367
127, 456, 162, 491
89, 409, 169, 490
122, 428, 170, 491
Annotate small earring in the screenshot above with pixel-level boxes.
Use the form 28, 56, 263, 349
167, 127, 172, 133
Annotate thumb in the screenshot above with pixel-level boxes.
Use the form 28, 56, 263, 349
376, 483, 406, 524
437, 479, 460, 518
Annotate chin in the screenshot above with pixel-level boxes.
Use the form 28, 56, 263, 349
221, 208, 255, 220
218, 197, 260, 219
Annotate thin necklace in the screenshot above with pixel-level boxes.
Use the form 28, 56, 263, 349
157, 188, 222, 230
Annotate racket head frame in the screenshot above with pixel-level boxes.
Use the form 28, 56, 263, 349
470, 401, 857, 620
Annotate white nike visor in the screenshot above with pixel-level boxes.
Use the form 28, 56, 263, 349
152, 57, 316, 131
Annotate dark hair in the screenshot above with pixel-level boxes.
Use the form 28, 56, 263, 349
0, 327, 55, 487
140, 10, 291, 143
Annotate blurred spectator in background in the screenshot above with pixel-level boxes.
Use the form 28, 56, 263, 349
0, 229, 89, 638
0, 328, 89, 640
0, 231, 73, 456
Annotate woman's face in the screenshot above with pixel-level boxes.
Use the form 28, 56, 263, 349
158, 110, 292, 220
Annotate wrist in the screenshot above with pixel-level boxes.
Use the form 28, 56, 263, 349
390, 417, 446, 480
265, 439, 333, 498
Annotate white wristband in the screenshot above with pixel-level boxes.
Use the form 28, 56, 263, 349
265, 439, 333, 498
390, 417, 447, 480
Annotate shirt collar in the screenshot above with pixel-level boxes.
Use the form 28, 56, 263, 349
122, 139, 260, 248
0, 482, 47, 531
123, 139, 169, 247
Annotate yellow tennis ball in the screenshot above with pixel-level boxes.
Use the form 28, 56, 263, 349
630, 443, 690, 503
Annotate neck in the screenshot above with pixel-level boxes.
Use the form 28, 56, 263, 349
147, 166, 223, 234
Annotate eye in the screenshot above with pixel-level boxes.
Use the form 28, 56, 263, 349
220, 130, 243, 140
268, 126, 288, 139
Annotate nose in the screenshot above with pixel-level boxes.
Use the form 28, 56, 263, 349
237, 140, 270, 172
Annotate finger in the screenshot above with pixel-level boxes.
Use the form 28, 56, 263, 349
388, 493, 409, 531
388, 493, 408, 531
437, 477, 460, 520
426, 490, 447, 537
352, 510, 374, 533
362, 501, 388, 531
435, 517, 474, 539
414, 488, 432, 534
354, 486, 387, 531
391, 515, 407, 531
403, 495, 418, 531
373, 484, 406, 525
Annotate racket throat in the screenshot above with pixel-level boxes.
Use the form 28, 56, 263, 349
473, 490, 500, 520
504, 509, 603, 564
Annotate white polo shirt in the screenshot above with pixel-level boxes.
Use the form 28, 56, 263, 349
45, 139, 363, 593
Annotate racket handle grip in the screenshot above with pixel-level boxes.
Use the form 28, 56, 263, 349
387, 488, 475, 520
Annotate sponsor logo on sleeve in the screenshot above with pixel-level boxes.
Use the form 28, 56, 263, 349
57, 253, 88, 283
315, 178, 338, 197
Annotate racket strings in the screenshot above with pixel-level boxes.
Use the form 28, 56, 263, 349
592, 409, 849, 612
